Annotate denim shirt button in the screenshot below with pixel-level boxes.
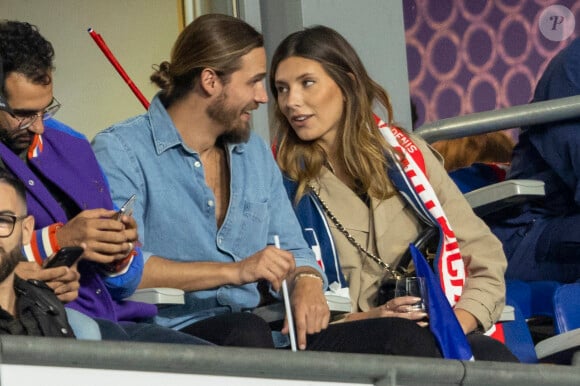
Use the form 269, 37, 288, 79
217, 236, 223, 245
96, 289, 102, 295
207, 200, 214, 207
28, 179, 35, 186
194, 161, 201, 168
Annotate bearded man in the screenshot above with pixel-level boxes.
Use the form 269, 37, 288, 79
92, 14, 328, 349
0, 171, 74, 336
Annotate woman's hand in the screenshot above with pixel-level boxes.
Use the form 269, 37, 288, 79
454, 308, 479, 334
339, 296, 428, 327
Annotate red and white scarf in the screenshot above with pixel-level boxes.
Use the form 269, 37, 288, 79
376, 117, 466, 305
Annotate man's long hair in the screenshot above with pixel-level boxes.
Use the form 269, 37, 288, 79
151, 14, 263, 107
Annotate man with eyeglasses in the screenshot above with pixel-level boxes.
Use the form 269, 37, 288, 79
0, 170, 75, 336
0, 96, 60, 153
0, 20, 210, 345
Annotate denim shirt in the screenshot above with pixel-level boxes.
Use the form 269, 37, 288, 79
92, 95, 326, 329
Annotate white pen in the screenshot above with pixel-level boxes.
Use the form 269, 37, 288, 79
273, 235, 297, 352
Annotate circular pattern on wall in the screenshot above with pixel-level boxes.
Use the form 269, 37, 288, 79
497, 14, 533, 65
404, 0, 578, 128
425, 30, 462, 81
423, 0, 458, 30
457, 1, 494, 23
430, 81, 464, 121
403, 0, 423, 36
466, 73, 501, 113
501, 65, 536, 107
496, 0, 525, 14
462, 22, 497, 73
406, 37, 427, 88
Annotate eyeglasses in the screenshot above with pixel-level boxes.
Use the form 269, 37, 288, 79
9, 97, 61, 130
0, 214, 27, 238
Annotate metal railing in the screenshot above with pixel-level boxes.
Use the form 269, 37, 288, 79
0, 335, 578, 386
415, 95, 580, 143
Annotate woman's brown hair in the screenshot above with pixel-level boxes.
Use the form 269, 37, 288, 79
270, 25, 398, 201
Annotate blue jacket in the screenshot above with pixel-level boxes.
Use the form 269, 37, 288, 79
490, 37, 580, 282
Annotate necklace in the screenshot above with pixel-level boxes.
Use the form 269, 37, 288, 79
308, 183, 402, 279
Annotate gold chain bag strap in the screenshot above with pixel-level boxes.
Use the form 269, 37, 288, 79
309, 184, 438, 306
308, 185, 402, 279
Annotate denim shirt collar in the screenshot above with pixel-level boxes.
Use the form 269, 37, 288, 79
148, 94, 247, 156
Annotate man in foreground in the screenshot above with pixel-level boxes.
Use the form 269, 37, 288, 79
93, 14, 329, 349
0, 170, 74, 337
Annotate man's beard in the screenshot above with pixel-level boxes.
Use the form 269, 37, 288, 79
206, 91, 252, 144
0, 125, 33, 154
0, 244, 24, 282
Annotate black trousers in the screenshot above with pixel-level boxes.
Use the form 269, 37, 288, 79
179, 313, 518, 362
179, 312, 275, 348
308, 318, 518, 361
307, 317, 441, 357
466, 333, 519, 362
178, 313, 439, 356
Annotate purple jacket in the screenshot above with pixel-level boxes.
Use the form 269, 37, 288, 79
0, 119, 156, 322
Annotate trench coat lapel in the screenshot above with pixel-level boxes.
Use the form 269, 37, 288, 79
316, 168, 370, 233
372, 189, 425, 268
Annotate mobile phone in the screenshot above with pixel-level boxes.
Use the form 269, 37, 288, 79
43, 246, 84, 269
115, 194, 136, 220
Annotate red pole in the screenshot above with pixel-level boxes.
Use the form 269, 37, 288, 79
88, 28, 150, 110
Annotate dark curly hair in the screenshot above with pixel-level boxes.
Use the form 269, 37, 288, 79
0, 20, 54, 88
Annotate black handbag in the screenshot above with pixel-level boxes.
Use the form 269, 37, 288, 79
375, 226, 439, 306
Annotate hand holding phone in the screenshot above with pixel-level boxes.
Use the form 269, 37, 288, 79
115, 194, 136, 220
43, 246, 84, 269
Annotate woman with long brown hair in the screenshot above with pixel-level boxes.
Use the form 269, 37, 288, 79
271, 25, 517, 361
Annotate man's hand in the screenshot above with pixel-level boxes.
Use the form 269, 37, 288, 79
283, 271, 330, 350
56, 209, 137, 264
236, 246, 296, 291
15, 261, 81, 303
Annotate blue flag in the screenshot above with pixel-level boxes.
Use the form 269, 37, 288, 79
410, 244, 474, 360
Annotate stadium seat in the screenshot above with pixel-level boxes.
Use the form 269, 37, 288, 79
501, 297, 538, 363
533, 284, 580, 364
125, 288, 185, 304
505, 280, 560, 320
553, 283, 580, 334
